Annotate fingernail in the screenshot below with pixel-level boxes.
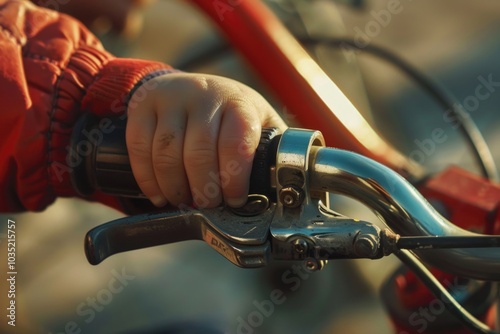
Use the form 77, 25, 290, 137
150, 195, 167, 207
225, 197, 246, 208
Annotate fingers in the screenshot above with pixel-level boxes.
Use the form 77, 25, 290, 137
127, 79, 192, 207
126, 73, 287, 209
126, 103, 168, 207
215, 87, 286, 207
152, 109, 190, 206
183, 83, 278, 208
183, 101, 224, 208
246, 87, 288, 132
217, 101, 261, 207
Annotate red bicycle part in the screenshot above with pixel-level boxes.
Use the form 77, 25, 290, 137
383, 166, 500, 333
420, 166, 500, 235
387, 268, 497, 334
187, 0, 419, 179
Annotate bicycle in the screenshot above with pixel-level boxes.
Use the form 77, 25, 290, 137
63, 2, 500, 333
3, 1, 499, 334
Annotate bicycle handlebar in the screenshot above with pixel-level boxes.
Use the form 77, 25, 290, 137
309, 147, 500, 280
72, 114, 500, 281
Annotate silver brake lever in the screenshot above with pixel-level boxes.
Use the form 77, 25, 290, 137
84, 128, 387, 269
85, 195, 274, 268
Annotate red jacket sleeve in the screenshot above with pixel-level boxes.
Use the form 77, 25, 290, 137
0, 0, 173, 212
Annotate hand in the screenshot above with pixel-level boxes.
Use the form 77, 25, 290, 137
126, 72, 287, 209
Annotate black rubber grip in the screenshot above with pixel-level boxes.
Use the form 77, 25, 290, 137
249, 128, 280, 201
70, 114, 280, 201
71, 114, 142, 197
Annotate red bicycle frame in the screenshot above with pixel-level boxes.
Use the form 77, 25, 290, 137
188, 0, 418, 178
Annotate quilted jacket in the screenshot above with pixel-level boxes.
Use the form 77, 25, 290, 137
0, 0, 171, 212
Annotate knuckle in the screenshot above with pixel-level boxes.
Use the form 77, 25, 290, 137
153, 151, 182, 171
222, 128, 258, 161
127, 139, 152, 158
224, 96, 254, 113
221, 136, 253, 159
153, 130, 182, 171
184, 75, 210, 93
184, 145, 217, 169
219, 135, 243, 150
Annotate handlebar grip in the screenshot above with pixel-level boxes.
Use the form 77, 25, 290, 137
70, 114, 280, 201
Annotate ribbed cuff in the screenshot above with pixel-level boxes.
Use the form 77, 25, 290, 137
81, 58, 174, 116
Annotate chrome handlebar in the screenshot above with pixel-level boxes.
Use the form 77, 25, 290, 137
78, 124, 500, 280
308, 143, 500, 281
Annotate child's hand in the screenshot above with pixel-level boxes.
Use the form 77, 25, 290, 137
126, 72, 287, 209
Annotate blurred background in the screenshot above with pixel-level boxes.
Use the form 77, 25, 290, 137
1, 0, 500, 333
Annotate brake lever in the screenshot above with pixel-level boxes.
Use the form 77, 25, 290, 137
81, 122, 388, 269
84, 193, 388, 268
85, 195, 275, 267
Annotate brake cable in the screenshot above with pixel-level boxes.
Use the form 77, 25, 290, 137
396, 235, 500, 250
396, 249, 498, 334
